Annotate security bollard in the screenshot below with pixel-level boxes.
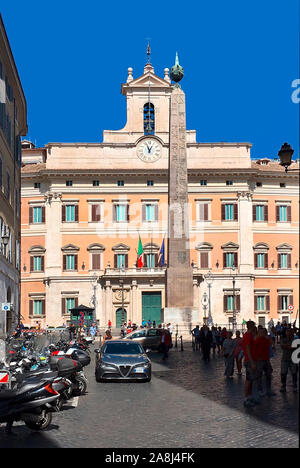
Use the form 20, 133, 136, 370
180, 335, 184, 352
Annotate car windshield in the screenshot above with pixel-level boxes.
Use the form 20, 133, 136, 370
103, 342, 143, 355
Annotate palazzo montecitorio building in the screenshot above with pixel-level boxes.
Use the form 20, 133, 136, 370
20, 59, 299, 329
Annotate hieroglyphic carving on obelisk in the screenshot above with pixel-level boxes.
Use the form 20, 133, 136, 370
166, 85, 194, 308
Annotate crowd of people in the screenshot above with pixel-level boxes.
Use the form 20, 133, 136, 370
191, 320, 299, 408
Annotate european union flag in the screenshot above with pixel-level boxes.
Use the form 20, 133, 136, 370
159, 238, 166, 266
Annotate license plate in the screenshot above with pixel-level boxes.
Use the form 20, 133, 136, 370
134, 367, 146, 373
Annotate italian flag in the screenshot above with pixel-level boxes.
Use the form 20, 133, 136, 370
137, 236, 144, 268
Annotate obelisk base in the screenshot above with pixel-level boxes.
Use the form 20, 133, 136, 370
163, 307, 199, 339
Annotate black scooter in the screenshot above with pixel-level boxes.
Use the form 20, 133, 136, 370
0, 377, 60, 432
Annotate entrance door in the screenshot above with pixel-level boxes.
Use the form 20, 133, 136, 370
116, 308, 127, 328
142, 292, 162, 325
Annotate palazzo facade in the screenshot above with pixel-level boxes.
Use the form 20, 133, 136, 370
20, 61, 299, 328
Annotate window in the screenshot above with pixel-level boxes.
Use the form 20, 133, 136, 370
34, 183, 41, 189
91, 253, 101, 270
6, 172, 10, 201
144, 102, 155, 135
30, 256, 44, 272
226, 253, 234, 268
276, 204, 291, 223
222, 203, 238, 221
33, 300, 43, 315
63, 254, 78, 271
66, 180, 73, 187
62, 297, 78, 316
200, 180, 207, 186
113, 204, 129, 222
256, 253, 266, 269
91, 204, 101, 222
280, 295, 288, 311
147, 180, 154, 186
145, 253, 156, 268
0, 156, 2, 191
223, 294, 240, 313
198, 203, 209, 222
117, 180, 124, 187
257, 296, 265, 311
29, 206, 45, 224
142, 203, 158, 222
279, 253, 288, 269
93, 180, 100, 187
280, 183, 286, 188
256, 182, 262, 187
62, 205, 78, 222
200, 252, 209, 268
116, 254, 126, 269
256, 205, 264, 221
226, 181, 233, 186
253, 204, 268, 222
29, 299, 45, 316
66, 298, 75, 314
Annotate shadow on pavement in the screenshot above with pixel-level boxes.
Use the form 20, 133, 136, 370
0, 424, 61, 448
148, 342, 299, 435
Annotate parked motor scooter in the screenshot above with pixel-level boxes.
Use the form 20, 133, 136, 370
0, 377, 60, 432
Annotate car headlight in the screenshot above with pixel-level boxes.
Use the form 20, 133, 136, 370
100, 362, 116, 369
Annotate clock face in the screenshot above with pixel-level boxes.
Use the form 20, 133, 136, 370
137, 139, 162, 163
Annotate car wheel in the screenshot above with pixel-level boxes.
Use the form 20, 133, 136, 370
144, 377, 151, 383
95, 369, 102, 383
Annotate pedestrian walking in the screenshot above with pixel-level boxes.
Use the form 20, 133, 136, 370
216, 327, 223, 354
280, 328, 298, 393
199, 325, 213, 362
253, 328, 276, 397
242, 320, 258, 408
160, 328, 171, 360
222, 331, 236, 378
89, 323, 97, 339
108, 319, 112, 330
234, 330, 243, 375
191, 325, 201, 351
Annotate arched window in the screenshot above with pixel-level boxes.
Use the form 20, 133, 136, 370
144, 103, 155, 135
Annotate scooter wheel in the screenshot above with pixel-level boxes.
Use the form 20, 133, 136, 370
24, 412, 52, 431
72, 376, 87, 396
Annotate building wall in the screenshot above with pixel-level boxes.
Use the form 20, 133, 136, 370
0, 15, 27, 333
20, 62, 299, 329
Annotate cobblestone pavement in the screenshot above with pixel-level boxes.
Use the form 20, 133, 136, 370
0, 341, 298, 448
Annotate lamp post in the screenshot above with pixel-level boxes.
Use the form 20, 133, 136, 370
278, 142, 294, 173
201, 291, 209, 325
0, 232, 9, 255
91, 273, 98, 325
204, 270, 213, 326
119, 267, 126, 325
231, 266, 237, 331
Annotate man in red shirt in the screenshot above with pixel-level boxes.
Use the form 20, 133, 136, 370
242, 320, 257, 407
160, 328, 171, 360
253, 328, 275, 397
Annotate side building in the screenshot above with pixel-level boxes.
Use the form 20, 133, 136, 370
20, 62, 299, 329
0, 14, 27, 333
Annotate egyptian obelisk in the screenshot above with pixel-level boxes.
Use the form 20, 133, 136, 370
164, 53, 197, 329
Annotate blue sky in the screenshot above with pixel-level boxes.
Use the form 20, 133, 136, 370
1, 0, 299, 159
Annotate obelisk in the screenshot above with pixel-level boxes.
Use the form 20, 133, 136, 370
164, 53, 197, 329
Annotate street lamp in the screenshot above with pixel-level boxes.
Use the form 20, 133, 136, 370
91, 273, 98, 324
278, 142, 294, 173
204, 270, 213, 326
231, 266, 237, 331
201, 291, 209, 326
